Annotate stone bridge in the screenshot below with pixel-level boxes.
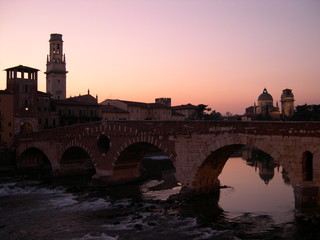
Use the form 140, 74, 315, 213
15, 120, 320, 209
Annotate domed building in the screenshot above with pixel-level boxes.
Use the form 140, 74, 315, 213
244, 88, 280, 120
257, 88, 273, 111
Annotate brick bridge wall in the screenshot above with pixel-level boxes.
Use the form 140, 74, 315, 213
15, 120, 320, 209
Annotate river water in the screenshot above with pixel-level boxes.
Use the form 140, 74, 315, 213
1, 152, 319, 240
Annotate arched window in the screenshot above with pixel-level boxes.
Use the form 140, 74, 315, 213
20, 122, 33, 134
302, 151, 313, 181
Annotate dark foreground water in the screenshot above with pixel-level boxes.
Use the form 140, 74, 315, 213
1, 156, 320, 240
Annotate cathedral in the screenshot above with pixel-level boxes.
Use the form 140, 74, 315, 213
244, 88, 295, 120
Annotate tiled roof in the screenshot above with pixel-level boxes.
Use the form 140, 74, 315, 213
172, 104, 198, 110
54, 94, 98, 106
119, 100, 148, 107
100, 105, 129, 113
4, 65, 39, 72
72, 94, 98, 104
106, 99, 171, 109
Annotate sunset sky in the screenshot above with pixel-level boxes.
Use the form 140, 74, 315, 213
1, 0, 319, 114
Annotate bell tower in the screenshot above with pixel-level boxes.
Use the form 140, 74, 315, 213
45, 33, 67, 99
280, 88, 295, 119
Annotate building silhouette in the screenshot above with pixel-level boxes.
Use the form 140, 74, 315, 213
244, 88, 295, 121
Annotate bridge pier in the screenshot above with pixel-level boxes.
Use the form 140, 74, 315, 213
294, 184, 319, 209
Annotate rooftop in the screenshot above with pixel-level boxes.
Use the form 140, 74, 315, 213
105, 99, 171, 109
100, 105, 129, 113
54, 94, 98, 106
4, 65, 39, 72
172, 104, 198, 110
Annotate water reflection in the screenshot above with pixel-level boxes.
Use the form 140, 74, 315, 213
219, 147, 295, 223
240, 147, 290, 185
139, 147, 295, 225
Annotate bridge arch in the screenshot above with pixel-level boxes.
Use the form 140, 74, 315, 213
112, 141, 175, 183
181, 134, 294, 195
17, 147, 52, 175
60, 145, 96, 176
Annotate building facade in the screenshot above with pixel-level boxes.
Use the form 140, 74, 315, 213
0, 91, 14, 147
172, 104, 198, 120
37, 91, 58, 129
3, 65, 61, 133
5, 65, 40, 134
100, 105, 129, 120
101, 99, 173, 120
53, 92, 100, 126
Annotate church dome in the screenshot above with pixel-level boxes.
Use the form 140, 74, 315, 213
258, 88, 273, 101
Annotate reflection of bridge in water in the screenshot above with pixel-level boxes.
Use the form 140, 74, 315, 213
16, 120, 320, 210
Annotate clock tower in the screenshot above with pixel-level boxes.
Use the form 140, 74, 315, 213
45, 33, 67, 99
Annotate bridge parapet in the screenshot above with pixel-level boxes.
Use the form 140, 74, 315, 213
15, 120, 320, 143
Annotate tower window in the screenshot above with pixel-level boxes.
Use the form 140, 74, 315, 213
57, 44, 60, 53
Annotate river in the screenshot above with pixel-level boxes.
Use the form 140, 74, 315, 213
0, 149, 319, 240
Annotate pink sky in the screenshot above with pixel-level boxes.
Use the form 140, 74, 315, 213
1, 0, 319, 114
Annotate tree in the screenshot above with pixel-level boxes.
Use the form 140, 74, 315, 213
225, 112, 233, 117
205, 110, 222, 120
191, 104, 222, 120
292, 104, 320, 121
